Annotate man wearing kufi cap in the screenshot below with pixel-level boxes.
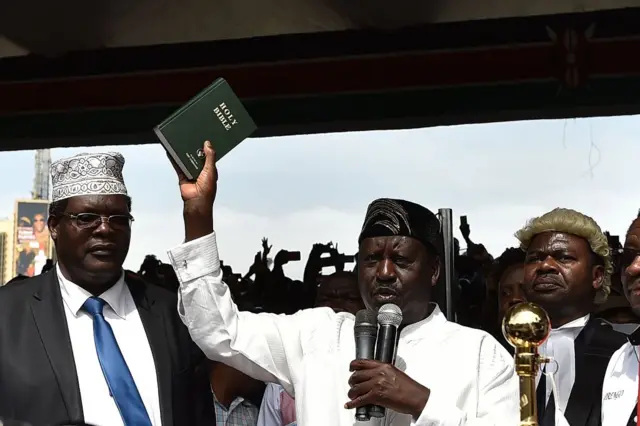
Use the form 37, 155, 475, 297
0, 152, 213, 426
166, 142, 519, 425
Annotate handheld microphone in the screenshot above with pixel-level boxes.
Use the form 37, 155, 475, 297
369, 303, 403, 419
354, 309, 378, 422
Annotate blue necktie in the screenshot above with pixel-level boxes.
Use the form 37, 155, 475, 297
82, 297, 152, 426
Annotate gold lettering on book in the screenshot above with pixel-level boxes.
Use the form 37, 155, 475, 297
213, 102, 239, 131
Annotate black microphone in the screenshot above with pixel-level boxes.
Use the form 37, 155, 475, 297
354, 309, 378, 422
369, 303, 403, 419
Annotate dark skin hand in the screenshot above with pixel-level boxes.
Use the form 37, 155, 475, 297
345, 360, 430, 419
169, 141, 218, 242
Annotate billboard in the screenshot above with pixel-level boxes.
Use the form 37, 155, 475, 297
0, 232, 5, 283
14, 200, 52, 277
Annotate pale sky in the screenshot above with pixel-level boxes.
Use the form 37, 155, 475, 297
0, 115, 638, 279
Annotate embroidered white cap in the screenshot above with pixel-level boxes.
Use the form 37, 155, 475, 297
51, 152, 128, 203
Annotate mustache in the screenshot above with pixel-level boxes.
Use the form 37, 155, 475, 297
533, 274, 564, 285
373, 278, 399, 287
372, 282, 400, 294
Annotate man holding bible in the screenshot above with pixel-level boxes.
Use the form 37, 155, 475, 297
168, 141, 519, 425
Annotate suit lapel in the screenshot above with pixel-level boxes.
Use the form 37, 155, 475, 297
539, 389, 556, 426
127, 276, 174, 426
564, 319, 610, 426
29, 270, 83, 421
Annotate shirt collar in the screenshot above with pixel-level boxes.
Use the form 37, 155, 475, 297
211, 390, 251, 412
552, 313, 590, 332
612, 341, 635, 375
400, 303, 447, 342
57, 264, 128, 319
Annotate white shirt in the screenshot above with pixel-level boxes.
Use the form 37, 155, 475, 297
601, 341, 637, 426
57, 265, 162, 426
258, 383, 297, 426
537, 314, 589, 412
167, 232, 519, 426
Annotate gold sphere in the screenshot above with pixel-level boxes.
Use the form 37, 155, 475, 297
502, 302, 551, 348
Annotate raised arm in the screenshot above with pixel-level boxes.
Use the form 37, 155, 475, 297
166, 141, 333, 393
168, 231, 334, 392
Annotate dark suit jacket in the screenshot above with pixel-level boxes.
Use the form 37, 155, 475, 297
0, 269, 214, 426
540, 317, 627, 426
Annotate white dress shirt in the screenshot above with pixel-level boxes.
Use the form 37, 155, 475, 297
167, 232, 519, 426
258, 383, 297, 426
57, 265, 162, 426
601, 341, 637, 426
537, 314, 589, 412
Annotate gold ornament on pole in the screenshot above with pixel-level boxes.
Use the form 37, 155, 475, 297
502, 302, 551, 426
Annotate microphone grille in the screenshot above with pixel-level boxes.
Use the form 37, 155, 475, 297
377, 303, 403, 327
355, 309, 377, 327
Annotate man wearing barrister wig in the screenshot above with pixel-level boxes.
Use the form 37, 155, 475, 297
0, 153, 213, 426
515, 208, 625, 426
167, 141, 519, 426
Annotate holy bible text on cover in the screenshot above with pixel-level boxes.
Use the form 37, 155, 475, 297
154, 78, 257, 180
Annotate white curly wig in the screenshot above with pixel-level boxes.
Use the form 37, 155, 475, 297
514, 208, 611, 304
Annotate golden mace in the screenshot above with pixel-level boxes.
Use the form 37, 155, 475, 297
502, 302, 551, 426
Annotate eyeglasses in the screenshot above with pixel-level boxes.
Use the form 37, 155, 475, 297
62, 213, 134, 230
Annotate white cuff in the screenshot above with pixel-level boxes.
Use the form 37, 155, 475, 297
414, 390, 466, 426
167, 232, 221, 283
